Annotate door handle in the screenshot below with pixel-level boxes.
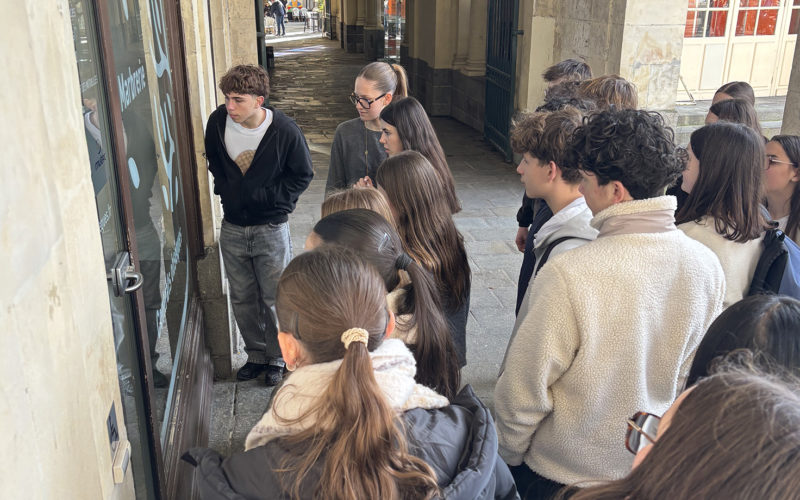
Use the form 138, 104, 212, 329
107, 252, 144, 297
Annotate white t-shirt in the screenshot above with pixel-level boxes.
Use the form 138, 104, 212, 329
224, 108, 273, 174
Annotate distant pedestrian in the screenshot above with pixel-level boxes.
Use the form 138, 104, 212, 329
271, 0, 286, 35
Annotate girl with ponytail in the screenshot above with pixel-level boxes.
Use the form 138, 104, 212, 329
308, 208, 461, 399
185, 247, 518, 500
325, 62, 410, 196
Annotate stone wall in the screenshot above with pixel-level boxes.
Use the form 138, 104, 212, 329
515, 0, 686, 113
0, 2, 135, 498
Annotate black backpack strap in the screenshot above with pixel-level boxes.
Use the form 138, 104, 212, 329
534, 236, 589, 277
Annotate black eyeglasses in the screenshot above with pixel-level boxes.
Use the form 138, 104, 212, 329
766, 155, 798, 170
625, 411, 660, 454
349, 92, 387, 109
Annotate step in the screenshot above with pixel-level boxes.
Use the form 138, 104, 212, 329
675, 96, 786, 127
674, 120, 783, 146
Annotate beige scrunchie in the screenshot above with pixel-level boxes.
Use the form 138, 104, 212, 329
341, 328, 370, 349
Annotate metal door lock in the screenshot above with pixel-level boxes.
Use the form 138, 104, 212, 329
107, 252, 144, 297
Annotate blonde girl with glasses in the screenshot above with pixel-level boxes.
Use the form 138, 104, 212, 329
325, 62, 409, 196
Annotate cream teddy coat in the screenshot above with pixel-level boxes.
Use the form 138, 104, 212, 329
494, 196, 725, 486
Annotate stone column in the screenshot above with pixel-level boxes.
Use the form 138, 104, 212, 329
365, 0, 384, 60
452, 0, 470, 69
342, 0, 364, 52
616, 1, 687, 111
462, 0, 487, 76
782, 36, 800, 135
330, 0, 340, 40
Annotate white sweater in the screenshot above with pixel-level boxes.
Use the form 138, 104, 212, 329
678, 217, 763, 309
494, 196, 725, 486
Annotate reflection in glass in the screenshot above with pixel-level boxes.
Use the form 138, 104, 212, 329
68, 0, 156, 498
106, 0, 190, 444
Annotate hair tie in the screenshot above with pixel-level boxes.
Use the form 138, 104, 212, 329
341, 328, 369, 349
395, 253, 413, 270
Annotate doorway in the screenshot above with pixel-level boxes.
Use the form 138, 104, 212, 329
680, 0, 799, 100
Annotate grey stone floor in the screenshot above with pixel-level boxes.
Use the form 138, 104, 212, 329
208, 37, 524, 455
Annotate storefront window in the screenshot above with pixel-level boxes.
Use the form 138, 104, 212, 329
106, 0, 190, 445
384, 0, 405, 60
685, 0, 730, 37
736, 0, 781, 36
789, 0, 800, 34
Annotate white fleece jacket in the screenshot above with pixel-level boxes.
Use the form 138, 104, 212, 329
679, 216, 763, 309
494, 196, 725, 486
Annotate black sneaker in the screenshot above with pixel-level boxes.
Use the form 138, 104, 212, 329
264, 359, 287, 386
237, 362, 268, 381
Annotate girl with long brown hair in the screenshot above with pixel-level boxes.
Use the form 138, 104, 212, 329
376, 151, 471, 367
185, 247, 517, 500
568, 365, 800, 500
377, 97, 462, 214
308, 208, 461, 399
677, 121, 768, 308
325, 62, 409, 195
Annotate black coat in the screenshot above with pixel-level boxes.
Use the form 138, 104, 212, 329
205, 105, 313, 226
183, 386, 519, 500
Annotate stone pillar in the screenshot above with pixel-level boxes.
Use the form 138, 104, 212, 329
330, 0, 340, 40
452, 0, 471, 69
364, 0, 384, 60
401, 0, 413, 68
617, 1, 687, 112
782, 36, 800, 135
462, 0, 487, 76
342, 0, 363, 53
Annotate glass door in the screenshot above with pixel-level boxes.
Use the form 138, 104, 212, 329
105, 0, 191, 447
69, 1, 158, 497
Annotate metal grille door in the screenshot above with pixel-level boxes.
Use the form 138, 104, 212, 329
484, 0, 520, 161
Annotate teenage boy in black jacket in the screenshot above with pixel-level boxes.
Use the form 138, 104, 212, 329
205, 65, 313, 385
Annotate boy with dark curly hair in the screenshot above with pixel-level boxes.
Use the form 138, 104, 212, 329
205, 64, 313, 386
495, 108, 726, 499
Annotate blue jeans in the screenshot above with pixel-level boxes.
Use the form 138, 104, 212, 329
220, 220, 292, 364
275, 14, 285, 35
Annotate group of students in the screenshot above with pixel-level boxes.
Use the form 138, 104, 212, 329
190, 59, 800, 499
497, 61, 800, 498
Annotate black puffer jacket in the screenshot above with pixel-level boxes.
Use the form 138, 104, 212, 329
183, 386, 519, 500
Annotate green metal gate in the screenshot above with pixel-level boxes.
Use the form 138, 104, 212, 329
484, 0, 521, 161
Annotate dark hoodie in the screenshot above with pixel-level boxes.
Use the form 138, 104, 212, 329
183, 386, 519, 500
204, 105, 313, 226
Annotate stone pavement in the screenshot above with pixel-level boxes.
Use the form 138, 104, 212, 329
208, 36, 524, 455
